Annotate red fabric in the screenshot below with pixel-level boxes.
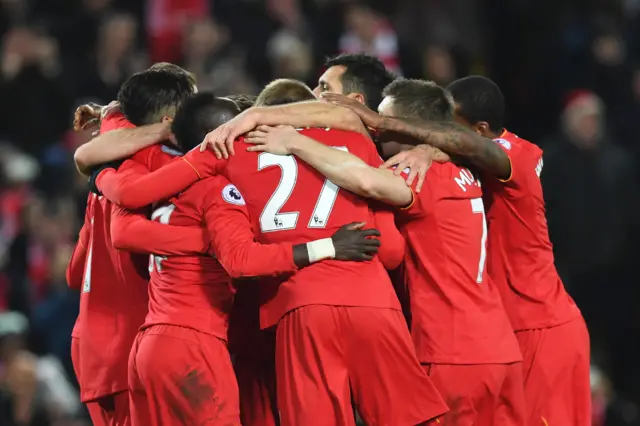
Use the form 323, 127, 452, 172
515, 317, 591, 426
221, 129, 402, 328
72, 337, 131, 426
146, 0, 209, 63
395, 163, 520, 364
142, 175, 298, 340
275, 305, 448, 425
128, 324, 240, 426
484, 130, 582, 330
423, 362, 525, 426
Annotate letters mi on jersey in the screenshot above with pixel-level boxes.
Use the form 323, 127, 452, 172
455, 168, 481, 192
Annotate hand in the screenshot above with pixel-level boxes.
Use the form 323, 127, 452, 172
73, 103, 103, 132
100, 100, 120, 120
245, 125, 299, 155
199, 108, 259, 158
381, 145, 450, 193
331, 222, 381, 262
320, 92, 383, 129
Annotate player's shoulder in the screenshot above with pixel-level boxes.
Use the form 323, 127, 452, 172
299, 127, 369, 146
497, 130, 542, 157
188, 176, 246, 207
430, 162, 482, 196
99, 111, 135, 133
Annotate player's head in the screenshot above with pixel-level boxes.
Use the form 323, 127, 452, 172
222, 94, 257, 112
171, 92, 240, 151
379, 78, 454, 121
148, 62, 198, 92
255, 79, 316, 107
118, 68, 196, 126
315, 53, 395, 110
447, 75, 505, 138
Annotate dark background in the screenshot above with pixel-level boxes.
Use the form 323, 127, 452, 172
0, 0, 638, 424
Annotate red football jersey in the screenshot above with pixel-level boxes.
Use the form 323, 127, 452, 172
483, 130, 580, 331
216, 129, 402, 328
144, 176, 299, 340
396, 163, 521, 364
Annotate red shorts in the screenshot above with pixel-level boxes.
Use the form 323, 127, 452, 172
128, 325, 240, 426
276, 305, 448, 426
423, 363, 525, 425
516, 316, 591, 426
72, 337, 130, 426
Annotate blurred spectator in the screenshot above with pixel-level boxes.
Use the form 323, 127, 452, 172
339, 2, 401, 75
267, 30, 313, 81
180, 17, 257, 95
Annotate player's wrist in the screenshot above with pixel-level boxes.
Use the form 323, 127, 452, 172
306, 238, 336, 263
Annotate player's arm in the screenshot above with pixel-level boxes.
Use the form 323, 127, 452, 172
89, 152, 208, 210
201, 101, 370, 158
205, 184, 381, 278
74, 117, 170, 175
245, 126, 413, 207
377, 118, 511, 180
371, 206, 405, 270
110, 205, 210, 255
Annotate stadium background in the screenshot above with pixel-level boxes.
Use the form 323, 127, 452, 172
0, 0, 639, 424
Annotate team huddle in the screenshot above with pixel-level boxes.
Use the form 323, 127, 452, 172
67, 54, 591, 426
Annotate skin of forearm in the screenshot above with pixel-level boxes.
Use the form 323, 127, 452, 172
379, 116, 509, 177
74, 123, 169, 175
292, 244, 310, 268
256, 103, 368, 135
288, 135, 411, 206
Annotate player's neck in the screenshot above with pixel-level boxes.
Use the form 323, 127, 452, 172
487, 128, 505, 140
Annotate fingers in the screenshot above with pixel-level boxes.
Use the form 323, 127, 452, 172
382, 152, 406, 171
246, 145, 268, 152
357, 229, 381, 238
405, 167, 418, 186
344, 222, 365, 231
216, 142, 230, 160
415, 166, 428, 193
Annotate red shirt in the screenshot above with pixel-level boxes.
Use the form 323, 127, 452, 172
144, 176, 300, 339
396, 163, 520, 364
483, 130, 581, 331
71, 113, 201, 402
215, 129, 402, 328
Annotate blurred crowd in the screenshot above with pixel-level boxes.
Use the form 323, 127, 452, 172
0, 0, 639, 425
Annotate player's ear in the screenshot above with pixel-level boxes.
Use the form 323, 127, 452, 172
474, 121, 490, 137
347, 92, 366, 106
162, 116, 174, 124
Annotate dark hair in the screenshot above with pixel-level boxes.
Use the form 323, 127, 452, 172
171, 93, 241, 151
255, 79, 316, 106
382, 78, 453, 121
223, 94, 257, 112
447, 76, 505, 132
148, 62, 197, 88
324, 53, 395, 110
117, 69, 196, 126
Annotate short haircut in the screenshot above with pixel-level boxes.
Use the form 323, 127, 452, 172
148, 62, 197, 89
171, 93, 240, 151
324, 53, 395, 110
255, 79, 315, 107
447, 76, 505, 132
118, 69, 196, 126
222, 94, 257, 112
382, 78, 454, 121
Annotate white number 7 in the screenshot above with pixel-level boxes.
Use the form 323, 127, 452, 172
258, 148, 347, 233
471, 198, 487, 283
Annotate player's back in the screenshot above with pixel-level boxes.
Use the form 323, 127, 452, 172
145, 177, 234, 341
76, 194, 149, 401
395, 162, 520, 365
224, 128, 401, 328
483, 130, 580, 331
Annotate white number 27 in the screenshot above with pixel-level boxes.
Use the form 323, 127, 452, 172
471, 197, 487, 283
258, 148, 347, 233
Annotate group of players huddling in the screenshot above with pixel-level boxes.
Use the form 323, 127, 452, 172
67, 54, 591, 426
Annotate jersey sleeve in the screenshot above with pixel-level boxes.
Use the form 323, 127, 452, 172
393, 168, 432, 219
492, 138, 530, 189
371, 205, 405, 270
95, 156, 201, 210
203, 181, 298, 278
110, 205, 210, 255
